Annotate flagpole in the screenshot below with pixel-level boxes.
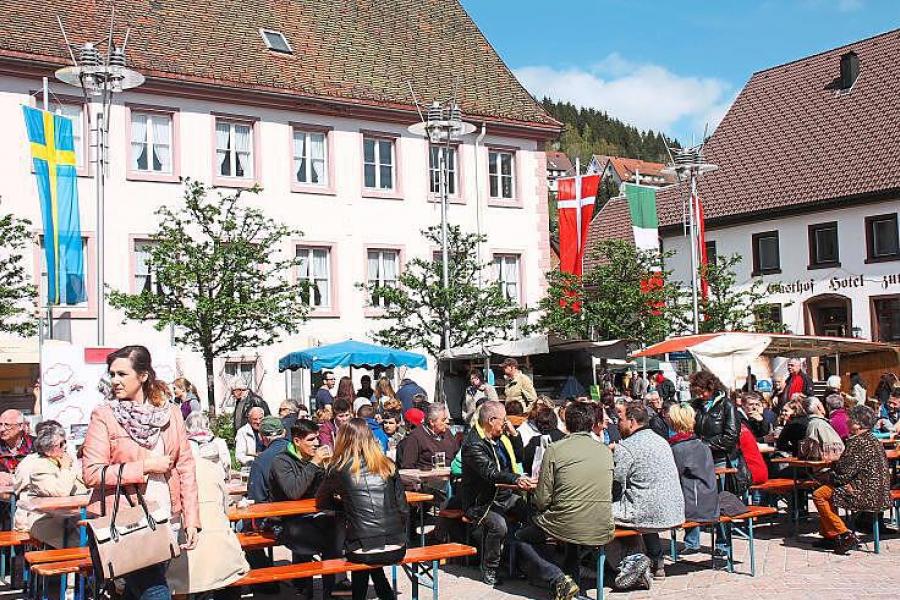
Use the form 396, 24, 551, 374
688, 171, 700, 333
574, 157, 582, 269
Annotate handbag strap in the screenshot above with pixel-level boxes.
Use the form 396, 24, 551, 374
97, 464, 116, 518
109, 464, 126, 538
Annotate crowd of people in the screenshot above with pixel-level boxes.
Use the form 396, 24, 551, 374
3, 346, 899, 600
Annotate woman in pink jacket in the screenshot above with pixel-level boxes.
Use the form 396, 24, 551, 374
82, 345, 200, 600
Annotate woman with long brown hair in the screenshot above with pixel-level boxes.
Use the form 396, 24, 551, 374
316, 418, 409, 600
336, 376, 355, 404
374, 377, 401, 412
82, 345, 199, 600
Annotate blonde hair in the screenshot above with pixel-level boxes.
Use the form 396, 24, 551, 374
668, 403, 696, 434
331, 417, 395, 480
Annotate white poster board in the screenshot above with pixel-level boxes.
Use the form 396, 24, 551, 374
40, 343, 177, 442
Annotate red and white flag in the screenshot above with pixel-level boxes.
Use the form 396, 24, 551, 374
557, 174, 600, 276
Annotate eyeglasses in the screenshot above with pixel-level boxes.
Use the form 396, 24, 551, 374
0, 423, 22, 429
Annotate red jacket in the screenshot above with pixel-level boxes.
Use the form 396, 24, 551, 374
739, 422, 768, 485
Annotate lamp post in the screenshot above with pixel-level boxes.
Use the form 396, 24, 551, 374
56, 34, 144, 345
662, 145, 717, 334
409, 101, 475, 350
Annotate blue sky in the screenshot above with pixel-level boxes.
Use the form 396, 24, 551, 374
460, 0, 900, 143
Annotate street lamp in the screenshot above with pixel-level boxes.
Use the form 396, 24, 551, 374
55, 23, 144, 345
662, 144, 718, 334
409, 101, 476, 350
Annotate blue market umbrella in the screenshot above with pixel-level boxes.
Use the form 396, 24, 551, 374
278, 339, 428, 372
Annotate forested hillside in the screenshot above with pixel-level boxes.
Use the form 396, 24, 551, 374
542, 98, 680, 166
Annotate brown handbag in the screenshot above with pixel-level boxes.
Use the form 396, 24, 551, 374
86, 464, 181, 582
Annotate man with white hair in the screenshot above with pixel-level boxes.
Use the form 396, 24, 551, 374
235, 406, 266, 465
0, 409, 33, 484
231, 376, 269, 431
780, 358, 813, 404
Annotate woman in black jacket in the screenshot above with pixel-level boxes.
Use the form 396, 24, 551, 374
690, 371, 740, 465
522, 404, 564, 476
316, 418, 409, 600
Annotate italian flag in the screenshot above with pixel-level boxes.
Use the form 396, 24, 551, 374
624, 183, 659, 252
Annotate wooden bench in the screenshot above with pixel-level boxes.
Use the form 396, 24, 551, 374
672, 505, 778, 576
25, 530, 281, 599
232, 543, 477, 600
750, 478, 817, 495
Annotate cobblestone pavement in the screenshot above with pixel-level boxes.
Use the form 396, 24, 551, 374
263, 516, 899, 600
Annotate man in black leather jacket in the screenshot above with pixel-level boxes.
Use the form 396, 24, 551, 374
269, 419, 343, 599
460, 400, 531, 587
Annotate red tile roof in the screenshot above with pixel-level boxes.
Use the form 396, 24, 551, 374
657, 28, 900, 229
546, 151, 573, 173
608, 157, 672, 183
583, 197, 635, 273
0, 0, 558, 133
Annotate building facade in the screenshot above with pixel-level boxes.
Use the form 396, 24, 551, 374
0, 1, 559, 411
588, 29, 900, 357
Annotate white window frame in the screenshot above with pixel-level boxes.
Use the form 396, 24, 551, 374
367, 249, 400, 308
38, 235, 89, 307
363, 136, 395, 191
296, 246, 332, 309
224, 362, 258, 393
429, 145, 457, 196
292, 129, 328, 186
215, 119, 254, 179
488, 150, 515, 200
130, 111, 173, 174
493, 254, 521, 305
133, 240, 160, 294
49, 102, 86, 170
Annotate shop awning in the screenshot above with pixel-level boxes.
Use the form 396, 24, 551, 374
0, 337, 39, 364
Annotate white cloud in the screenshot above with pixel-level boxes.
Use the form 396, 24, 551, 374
514, 54, 736, 140
837, 0, 863, 11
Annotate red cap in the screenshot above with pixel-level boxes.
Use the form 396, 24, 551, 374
404, 408, 425, 427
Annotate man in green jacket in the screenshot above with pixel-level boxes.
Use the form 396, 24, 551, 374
514, 402, 614, 600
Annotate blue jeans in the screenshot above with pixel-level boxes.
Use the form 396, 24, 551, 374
124, 562, 170, 600
683, 525, 728, 552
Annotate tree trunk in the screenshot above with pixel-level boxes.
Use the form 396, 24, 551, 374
204, 352, 216, 418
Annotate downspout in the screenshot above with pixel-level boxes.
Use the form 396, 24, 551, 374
473, 123, 491, 382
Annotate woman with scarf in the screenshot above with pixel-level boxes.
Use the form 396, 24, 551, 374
82, 345, 200, 600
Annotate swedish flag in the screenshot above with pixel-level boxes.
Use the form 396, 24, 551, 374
22, 105, 86, 305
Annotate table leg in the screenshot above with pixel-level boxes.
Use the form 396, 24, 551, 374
669, 529, 677, 561
791, 466, 799, 536
748, 518, 756, 577
391, 565, 398, 594
431, 559, 439, 600
595, 546, 605, 600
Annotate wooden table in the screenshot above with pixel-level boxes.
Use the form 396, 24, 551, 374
496, 477, 538, 491
226, 482, 248, 496
227, 491, 434, 522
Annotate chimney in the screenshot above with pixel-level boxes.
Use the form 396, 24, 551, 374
840, 51, 859, 90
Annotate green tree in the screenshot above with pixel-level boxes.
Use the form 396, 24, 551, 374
538, 239, 684, 347
0, 200, 37, 337
698, 253, 789, 333
359, 225, 525, 358
108, 181, 310, 415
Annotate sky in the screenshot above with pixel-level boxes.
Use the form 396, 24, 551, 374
460, 0, 900, 143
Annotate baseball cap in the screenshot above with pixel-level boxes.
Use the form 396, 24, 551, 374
259, 416, 285, 437
404, 408, 425, 427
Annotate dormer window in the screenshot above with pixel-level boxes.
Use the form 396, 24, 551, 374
260, 29, 292, 54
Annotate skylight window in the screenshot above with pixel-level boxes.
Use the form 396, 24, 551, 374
260, 29, 292, 54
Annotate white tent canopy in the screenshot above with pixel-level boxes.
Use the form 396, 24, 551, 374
439, 335, 630, 361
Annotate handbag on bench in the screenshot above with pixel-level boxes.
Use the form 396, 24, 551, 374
86, 464, 181, 582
